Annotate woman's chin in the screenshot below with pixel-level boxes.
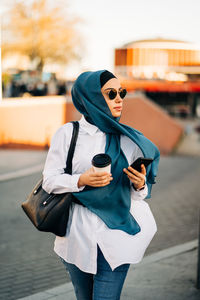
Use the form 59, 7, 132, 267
112, 111, 122, 118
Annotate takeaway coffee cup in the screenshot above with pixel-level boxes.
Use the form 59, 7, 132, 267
92, 153, 112, 173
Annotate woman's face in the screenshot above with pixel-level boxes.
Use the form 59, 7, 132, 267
101, 78, 125, 118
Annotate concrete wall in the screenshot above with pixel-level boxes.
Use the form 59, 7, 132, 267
120, 93, 183, 154
0, 94, 183, 154
0, 96, 81, 148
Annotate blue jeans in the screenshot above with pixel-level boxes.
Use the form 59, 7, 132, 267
60, 245, 130, 300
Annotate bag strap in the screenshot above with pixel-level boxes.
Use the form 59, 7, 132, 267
64, 121, 79, 175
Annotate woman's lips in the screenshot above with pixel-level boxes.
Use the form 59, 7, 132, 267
114, 106, 122, 111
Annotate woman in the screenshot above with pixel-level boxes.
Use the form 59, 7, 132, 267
42, 70, 160, 300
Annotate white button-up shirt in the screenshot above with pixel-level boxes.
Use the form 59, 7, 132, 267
42, 116, 157, 274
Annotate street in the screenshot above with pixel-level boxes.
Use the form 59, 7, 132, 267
0, 150, 200, 300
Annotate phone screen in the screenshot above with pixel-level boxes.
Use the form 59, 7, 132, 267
130, 157, 153, 172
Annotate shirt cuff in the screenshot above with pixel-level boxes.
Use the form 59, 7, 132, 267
73, 174, 86, 192
131, 183, 148, 200
42, 173, 86, 194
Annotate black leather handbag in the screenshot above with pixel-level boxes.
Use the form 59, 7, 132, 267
21, 121, 83, 236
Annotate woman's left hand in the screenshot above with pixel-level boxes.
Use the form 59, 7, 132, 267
123, 164, 146, 190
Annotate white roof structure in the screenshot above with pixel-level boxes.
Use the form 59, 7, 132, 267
122, 38, 200, 50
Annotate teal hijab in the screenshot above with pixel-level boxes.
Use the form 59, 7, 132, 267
72, 70, 160, 235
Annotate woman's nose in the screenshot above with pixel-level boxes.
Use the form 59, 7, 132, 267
115, 95, 123, 103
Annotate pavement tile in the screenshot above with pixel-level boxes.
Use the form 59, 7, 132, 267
17, 245, 200, 300
45, 283, 73, 296
1, 125, 200, 300
17, 292, 53, 300
50, 294, 75, 300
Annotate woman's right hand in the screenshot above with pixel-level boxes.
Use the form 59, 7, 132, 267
78, 167, 113, 188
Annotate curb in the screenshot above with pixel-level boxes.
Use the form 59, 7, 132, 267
17, 239, 198, 300
0, 164, 44, 182
138, 239, 198, 266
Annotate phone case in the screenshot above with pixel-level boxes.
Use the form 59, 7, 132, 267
130, 157, 153, 172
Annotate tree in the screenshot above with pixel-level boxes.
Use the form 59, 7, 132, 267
2, 0, 82, 71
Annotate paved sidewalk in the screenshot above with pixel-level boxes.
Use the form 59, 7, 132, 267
18, 240, 200, 300
1, 117, 200, 300
174, 117, 200, 156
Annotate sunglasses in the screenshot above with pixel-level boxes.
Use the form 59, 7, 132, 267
105, 88, 127, 100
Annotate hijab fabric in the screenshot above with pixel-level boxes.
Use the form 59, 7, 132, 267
71, 70, 160, 235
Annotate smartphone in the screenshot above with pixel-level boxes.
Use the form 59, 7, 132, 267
130, 157, 153, 172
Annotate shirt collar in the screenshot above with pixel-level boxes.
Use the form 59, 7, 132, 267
79, 115, 100, 136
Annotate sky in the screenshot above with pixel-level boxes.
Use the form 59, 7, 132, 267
1, 0, 200, 78
66, 0, 200, 76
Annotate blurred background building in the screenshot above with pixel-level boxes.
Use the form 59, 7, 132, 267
115, 38, 200, 81
0, 1, 200, 151
115, 38, 200, 118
